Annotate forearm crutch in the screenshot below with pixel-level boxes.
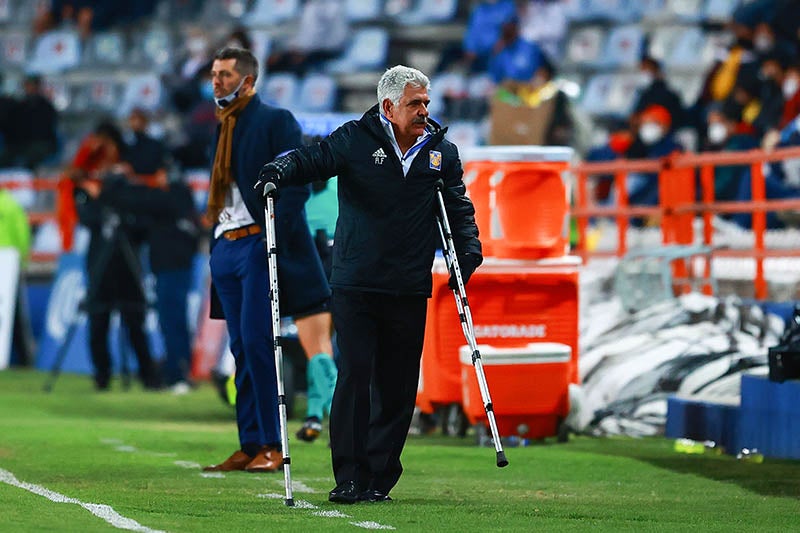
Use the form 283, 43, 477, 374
434, 180, 508, 468
263, 183, 295, 506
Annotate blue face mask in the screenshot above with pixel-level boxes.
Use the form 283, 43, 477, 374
214, 77, 246, 109
200, 80, 215, 101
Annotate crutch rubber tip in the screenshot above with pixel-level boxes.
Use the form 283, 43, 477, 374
285, 498, 295, 507
496, 451, 509, 468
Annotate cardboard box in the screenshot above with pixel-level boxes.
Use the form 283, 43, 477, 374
488, 94, 555, 146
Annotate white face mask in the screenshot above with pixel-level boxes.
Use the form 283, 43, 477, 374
754, 34, 774, 52
783, 76, 799, 99
639, 122, 664, 145
707, 122, 728, 145
214, 77, 246, 109
639, 71, 655, 88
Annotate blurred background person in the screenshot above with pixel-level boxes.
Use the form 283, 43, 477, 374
631, 56, 687, 134
487, 15, 545, 84
0, 75, 59, 170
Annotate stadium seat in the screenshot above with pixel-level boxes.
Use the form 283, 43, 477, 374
344, 0, 384, 22
41, 78, 72, 113
402, 0, 457, 25
467, 73, 495, 100
606, 73, 642, 116
564, 26, 605, 67
0, 30, 28, 67
588, 0, 637, 23
633, 0, 667, 20
86, 31, 126, 66
647, 25, 689, 63
664, 0, 704, 22
31, 220, 62, 255
298, 73, 337, 113
86, 80, 120, 112
704, 0, 741, 22
28, 29, 81, 74
119, 73, 163, 117
246, 0, 300, 26
0, 0, 10, 23
0, 168, 35, 210
445, 121, 482, 149
602, 24, 645, 68
665, 27, 714, 69
561, 0, 592, 22
136, 27, 173, 72
326, 27, 389, 73
262, 72, 299, 110
579, 73, 616, 116
665, 73, 705, 107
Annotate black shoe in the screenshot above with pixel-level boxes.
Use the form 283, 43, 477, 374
358, 489, 392, 503
328, 481, 359, 504
296, 417, 323, 442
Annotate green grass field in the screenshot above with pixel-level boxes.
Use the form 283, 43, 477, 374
1, 369, 798, 532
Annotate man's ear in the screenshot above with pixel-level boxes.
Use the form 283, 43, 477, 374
381, 98, 394, 118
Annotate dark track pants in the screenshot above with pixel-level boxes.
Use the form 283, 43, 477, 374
210, 233, 280, 450
329, 289, 427, 494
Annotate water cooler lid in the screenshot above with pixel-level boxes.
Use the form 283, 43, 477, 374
459, 342, 572, 365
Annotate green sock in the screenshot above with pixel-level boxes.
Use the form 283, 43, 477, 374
307, 353, 338, 419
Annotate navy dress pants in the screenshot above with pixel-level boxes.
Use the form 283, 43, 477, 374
210, 233, 280, 450
155, 268, 192, 386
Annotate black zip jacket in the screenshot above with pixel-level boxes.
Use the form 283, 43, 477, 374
274, 104, 481, 296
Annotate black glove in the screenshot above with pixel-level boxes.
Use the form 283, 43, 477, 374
448, 253, 482, 290
255, 154, 294, 202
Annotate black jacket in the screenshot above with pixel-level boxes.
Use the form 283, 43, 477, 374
275, 105, 482, 297
102, 179, 198, 273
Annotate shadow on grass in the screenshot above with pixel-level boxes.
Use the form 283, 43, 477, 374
577, 436, 800, 499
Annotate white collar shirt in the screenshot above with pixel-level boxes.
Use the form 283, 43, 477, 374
380, 115, 432, 176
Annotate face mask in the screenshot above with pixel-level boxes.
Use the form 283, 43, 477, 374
214, 77, 246, 108
639, 122, 664, 145
707, 122, 728, 145
200, 80, 215, 101
783, 76, 799, 99
754, 34, 774, 52
639, 72, 655, 87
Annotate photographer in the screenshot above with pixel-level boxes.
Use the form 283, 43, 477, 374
73, 130, 160, 391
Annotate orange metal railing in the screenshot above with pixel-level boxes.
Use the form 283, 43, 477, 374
572, 146, 800, 300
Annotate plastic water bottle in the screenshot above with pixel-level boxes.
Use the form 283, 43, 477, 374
674, 438, 705, 454
736, 448, 765, 463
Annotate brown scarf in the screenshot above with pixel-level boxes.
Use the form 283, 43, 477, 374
206, 89, 256, 223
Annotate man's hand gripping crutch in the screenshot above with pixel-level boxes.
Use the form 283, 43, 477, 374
261, 180, 295, 506
434, 180, 508, 468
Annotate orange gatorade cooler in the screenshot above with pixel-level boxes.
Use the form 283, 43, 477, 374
460, 342, 572, 440
461, 146, 573, 260
416, 256, 580, 427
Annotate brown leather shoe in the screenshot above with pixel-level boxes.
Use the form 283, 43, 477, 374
245, 446, 282, 473
203, 450, 253, 472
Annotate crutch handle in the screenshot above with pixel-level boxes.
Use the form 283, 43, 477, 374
262, 181, 278, 196
434, 179, 444, 191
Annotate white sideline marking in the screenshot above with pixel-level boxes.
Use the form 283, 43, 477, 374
116, 445, 137, 453
351, 521, 396, 530
288, 480, 316, 493
173, 461, 200, 469
200, 472, 224, 479
257, 493, 284, 499
294, 500, 317, 509
0, 468, 166, 533
313, 510, 351, 518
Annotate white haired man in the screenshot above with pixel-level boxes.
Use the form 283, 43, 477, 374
255, 65, 482, 503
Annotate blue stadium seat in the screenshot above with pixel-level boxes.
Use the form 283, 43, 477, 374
561, 0, 592, 22
41, 77, 72, 113
86, 31, 126, 66
136, 27, 173, 72
564, 26, 606, 67
428, 71, 467, 118
246, 0, 300, 26
579, 73, 616, 116
606, 73, 643, 116
299, 73, 337, 113
664, 0, 704, 22
633, 0, 667, 20
119, 73, 163, 117
262, 72, 300, 110
588, 0, 638, 23
665, 73, 705, 107
602, 24, 645, 68
0, 0, 11, 24
345, 0, 384, 22
467, 73, 495, 100
665, 27, 712, 69
28, 29, 81, 74
704, 0, 742, 22
326, 27, 389, 73
86, 80, 120, 112
0, 30, 29, 67
402, 0, 457, 25
0, 168, 35, 210
647, 25, 689, 63
445, 121, 482, 149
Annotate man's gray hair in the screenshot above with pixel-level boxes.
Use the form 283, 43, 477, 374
377, 65, 430, 107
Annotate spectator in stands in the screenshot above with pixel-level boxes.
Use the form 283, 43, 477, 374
436, 0, 517, 74
632, 56, 686, 133
33, 1, 159, 39
266, 0, 348, 76
518, 0, 568, 62
626, 104, 683, 210
123, 108, 169, 179
779, 60, 800, 129
585, 120, 634, 204
172, 66, 217, 169
0, 75, 59, 170
730, 68, 783, 138
511, 62, 574, 147
702, 101, 759, 202
0, 74, 15, 164
487, 16, 545, 84
0, 188, 36, 366
177, 28, 212, 82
